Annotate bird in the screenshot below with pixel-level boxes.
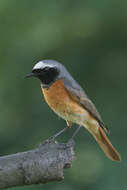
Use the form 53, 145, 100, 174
25, 59, 121, 162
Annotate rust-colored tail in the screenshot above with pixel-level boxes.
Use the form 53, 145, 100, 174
93, 127, 121, 161
87, 123, 121, 161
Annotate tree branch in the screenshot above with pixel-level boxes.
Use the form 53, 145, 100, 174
0, 139, 75, 189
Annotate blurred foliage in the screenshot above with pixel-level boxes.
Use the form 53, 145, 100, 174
0, 0, 127, 190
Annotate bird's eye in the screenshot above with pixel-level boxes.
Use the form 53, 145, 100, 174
32, 69, 42, 73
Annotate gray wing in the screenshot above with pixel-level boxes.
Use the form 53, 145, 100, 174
62, 77, 109, 134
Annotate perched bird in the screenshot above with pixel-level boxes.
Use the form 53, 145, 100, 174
25, 60, 121, 162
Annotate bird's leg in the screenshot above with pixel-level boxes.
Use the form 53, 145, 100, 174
46, 126, 69, 142
52, 126, 69, 139
69, 125, 82, 141
46, 121, 73, 142
46, 121, 72, 142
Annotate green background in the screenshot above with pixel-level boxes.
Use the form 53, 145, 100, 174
0, 0, 127, 189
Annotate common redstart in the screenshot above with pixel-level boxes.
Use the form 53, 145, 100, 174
25, 60, 121, 162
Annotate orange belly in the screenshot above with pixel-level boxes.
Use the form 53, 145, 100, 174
41, 79, 90, 125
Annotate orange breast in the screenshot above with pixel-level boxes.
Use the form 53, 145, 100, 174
41, 79, 90, 124
42, 80, 71, 112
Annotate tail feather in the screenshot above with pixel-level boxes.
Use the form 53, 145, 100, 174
86, 121, 121, 162
94, 127, 121, 162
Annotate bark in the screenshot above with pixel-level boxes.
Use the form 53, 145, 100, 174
0, 139, 75, 190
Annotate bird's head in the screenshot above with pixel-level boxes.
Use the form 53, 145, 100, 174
25, 60, 64, 88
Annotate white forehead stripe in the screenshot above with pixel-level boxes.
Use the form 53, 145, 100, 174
33, 61, 53, 70
33, 61, 44, 70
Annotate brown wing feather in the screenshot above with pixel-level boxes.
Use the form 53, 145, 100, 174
64, 85, 109, 134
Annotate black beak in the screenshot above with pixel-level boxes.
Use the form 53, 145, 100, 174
24, 72, 36, 78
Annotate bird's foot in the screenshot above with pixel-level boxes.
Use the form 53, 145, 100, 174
45, 136, 56, 143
